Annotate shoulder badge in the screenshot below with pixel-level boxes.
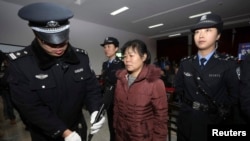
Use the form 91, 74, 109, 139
180, 55, 195, 62
7, 48, 30, 60
113, 57, 122, 64
74, 48, 88, 55
214, 53, 237, 61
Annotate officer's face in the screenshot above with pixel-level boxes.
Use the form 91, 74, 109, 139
123, 47, 146, 77
103, 44, 118, 59
37, 38, 68, 57
194, 28, 220, 51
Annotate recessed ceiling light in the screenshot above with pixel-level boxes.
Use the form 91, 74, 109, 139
110, 7, 129, 16
74, 0, 82, 5
168, 33, 181, 37
189, 11, 212, 19
148, 23, 164, 29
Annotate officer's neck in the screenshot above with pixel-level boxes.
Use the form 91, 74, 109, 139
108, 55, 116, 62
198, 46, 216, 57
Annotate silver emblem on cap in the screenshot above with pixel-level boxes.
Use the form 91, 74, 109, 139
200, 15, 207, 21
46, 21, 60, 28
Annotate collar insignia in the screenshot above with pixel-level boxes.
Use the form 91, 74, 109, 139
35, 74, 48, 79
208, 74, 221, 77
74, 68, 84, 73
184, 72, 192, 77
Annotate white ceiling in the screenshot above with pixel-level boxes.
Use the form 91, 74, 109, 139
2, 0, 250, 39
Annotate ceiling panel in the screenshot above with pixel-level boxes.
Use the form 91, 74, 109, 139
2, 0, 250, 39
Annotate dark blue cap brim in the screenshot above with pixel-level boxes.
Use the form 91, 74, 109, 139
191, 22, 223, 33
100, 42, 119, 47
34, 29, 69, 45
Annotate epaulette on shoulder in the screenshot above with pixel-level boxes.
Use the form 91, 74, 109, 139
113, 57, 122, 64
215, 53, 237, 61
73, 48, 88, 55
7, 48, 30, 61
180, 55, 194, 62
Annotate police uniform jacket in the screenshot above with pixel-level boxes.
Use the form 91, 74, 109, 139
101, 56, 124, 86
7, 40, 103, 140
240, 54, 250, 122
174, 52, 239, 141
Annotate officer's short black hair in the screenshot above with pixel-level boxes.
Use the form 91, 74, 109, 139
121, 39, 151, 64
191, 13, 223, 33
18, 2, 74, 45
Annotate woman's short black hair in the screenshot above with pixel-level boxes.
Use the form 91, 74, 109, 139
121, 39, 151, 64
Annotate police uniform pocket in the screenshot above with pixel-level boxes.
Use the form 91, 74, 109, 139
73, 68, 90, 82
30, 73, 56, 90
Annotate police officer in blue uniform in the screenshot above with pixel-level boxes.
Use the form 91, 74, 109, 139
174, 14, 240, 141
240, 54, 250, 122
7, 2, 105, 141
100, 37, 124, 141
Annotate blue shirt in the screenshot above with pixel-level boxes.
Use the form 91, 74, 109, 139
198, 50, 215, 66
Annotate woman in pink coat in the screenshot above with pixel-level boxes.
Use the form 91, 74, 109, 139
113, 39, 168, 141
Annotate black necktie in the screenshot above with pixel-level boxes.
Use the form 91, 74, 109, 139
107, 61, 112, 68
200, 58, 206, 70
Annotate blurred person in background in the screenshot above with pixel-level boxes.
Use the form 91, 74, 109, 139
99, 37, 124, 141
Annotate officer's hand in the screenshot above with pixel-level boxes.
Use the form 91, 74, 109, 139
90, 111, 106, 134
64, 131, 81, 141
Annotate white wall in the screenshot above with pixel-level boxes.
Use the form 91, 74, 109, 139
0, 1, 156, 75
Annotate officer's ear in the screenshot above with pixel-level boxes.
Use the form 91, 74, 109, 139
115, 46, 119, 52
216, 28, 221, 40
216, 34, 221, 41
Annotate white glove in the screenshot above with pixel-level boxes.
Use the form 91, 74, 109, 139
90, 111, 106, 134
64, 131, 81, 141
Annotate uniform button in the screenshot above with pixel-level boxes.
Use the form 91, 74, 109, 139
197, 77, 200, 80
42, 85, 46, 89
78, 123, 82, 128
51, 130, 61, 138
56, 64, 59, 66
81, 77, 83, 80
196, 91, 199, 94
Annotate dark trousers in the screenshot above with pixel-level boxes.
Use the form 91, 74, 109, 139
26, 117, 88, 141
29, 118, 87, 141
1, 89, 16, 120
107, 103, 115, 141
